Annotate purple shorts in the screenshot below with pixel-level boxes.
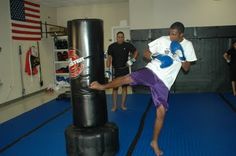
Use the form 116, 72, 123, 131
129, 68, 169, 109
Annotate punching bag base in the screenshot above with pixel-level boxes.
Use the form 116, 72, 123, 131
65, 122, 119, 156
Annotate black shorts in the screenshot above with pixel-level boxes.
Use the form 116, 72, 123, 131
113, 66, 129, 78
230, 67, 236, 81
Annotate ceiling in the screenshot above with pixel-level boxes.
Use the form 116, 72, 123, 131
37, 0, 128, 8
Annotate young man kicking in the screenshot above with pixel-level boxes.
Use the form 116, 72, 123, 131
90, 22, 197, 156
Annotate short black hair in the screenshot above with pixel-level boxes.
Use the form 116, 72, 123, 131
116, 31, 124, 36
170, 22, 185, 33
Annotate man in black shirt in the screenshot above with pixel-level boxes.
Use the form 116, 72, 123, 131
223, 39, 236, 95
107, 31, 138, 111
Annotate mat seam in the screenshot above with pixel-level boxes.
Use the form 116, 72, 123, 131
0, 106, 71, 153
126, 98, 152, 156
218, 93, 236, 112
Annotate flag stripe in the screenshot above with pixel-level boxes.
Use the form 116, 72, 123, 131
25, 7, 40, 13
13, 33, 41, 38
12, 36, 41, 41
12, 23, 41, 29
24, 1, 40, 8
12, 30, 41, 35
25, 19, 40, 24
13, 19, 40, 27
25, 13, 40, 19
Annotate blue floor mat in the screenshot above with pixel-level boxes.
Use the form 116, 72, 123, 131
0, 99, 71, 151
1, 93, 236, 156
106, 94, 151, 156
1, 111, 72, 156
132, 93, 236, 156
0, 94, 151, 156
221, 92, 236, 110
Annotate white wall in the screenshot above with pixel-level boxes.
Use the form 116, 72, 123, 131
0, 0, 57, 105
57, 2, 129, 49
129, 0, 236, 29
0, 0, 14, 104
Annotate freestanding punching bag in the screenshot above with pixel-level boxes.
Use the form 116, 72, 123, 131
64, 19, 119, 156
68, 19, 107, 127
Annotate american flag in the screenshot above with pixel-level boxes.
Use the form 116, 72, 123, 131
10, 0, 41, 41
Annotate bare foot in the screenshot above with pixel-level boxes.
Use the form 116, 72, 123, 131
121, 105, 127, 111
150, 141, 163, 156
89, 81, 105, 90
111, 106, 117, 112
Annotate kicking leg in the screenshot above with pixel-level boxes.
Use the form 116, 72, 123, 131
90, 75, 132, 90
112, 88, 118, 111
232, 81, 236, 96
150, 104, 166, 156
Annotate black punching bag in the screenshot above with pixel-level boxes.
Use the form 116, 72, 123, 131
65, 19, 119, 156
68, 19, 107, 127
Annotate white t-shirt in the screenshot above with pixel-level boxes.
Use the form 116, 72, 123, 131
146, 36, 197, 90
